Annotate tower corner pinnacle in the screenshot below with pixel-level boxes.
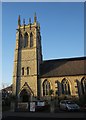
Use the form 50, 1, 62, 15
18, 15, 21, 28
34, 12, 37, 23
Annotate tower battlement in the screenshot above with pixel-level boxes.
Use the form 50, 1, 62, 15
17, 13, 40, 30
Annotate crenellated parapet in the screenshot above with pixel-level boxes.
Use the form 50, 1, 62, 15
17, 13, 40, 31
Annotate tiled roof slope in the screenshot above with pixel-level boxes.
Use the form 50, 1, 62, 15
40, 57, 86, 78
2, 85, 12, 91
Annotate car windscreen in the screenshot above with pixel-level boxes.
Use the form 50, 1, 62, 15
66, 101, 75, 104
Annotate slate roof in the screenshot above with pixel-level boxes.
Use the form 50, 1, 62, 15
2, 85, 12, 92
40, 57, 86, 78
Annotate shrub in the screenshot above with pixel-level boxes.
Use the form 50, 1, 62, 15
79, 93, 86, 106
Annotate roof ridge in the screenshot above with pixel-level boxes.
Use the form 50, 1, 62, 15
42, 56, 86, 63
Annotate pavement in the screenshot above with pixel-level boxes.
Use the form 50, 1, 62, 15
1, 111, 86, 120
1, 102, 86, 120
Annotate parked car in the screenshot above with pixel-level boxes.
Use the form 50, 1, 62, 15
59, 100, 80, 111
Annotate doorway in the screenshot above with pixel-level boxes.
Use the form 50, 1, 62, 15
20, 89, 30, 102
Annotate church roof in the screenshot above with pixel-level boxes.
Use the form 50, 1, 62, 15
40, 57, 86, 78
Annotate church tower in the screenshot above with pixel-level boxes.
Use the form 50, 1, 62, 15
12, 14, 42, 101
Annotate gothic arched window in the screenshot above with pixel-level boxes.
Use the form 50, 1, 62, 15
43, 80, 50, 96
81, 77, 86, 94
27, 67, 30, 75
61, 79, 70, 95
22, 67, 24, 75
24, 33, 28, 48
30, 33, 33, 48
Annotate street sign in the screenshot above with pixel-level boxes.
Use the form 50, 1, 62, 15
30, 102, 35, 112
37, 101, 45, 106
18, 102, 28, 110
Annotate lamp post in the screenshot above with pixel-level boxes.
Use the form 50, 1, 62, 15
49, 89, 54, 113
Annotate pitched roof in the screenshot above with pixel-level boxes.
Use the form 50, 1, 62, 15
40, 57, 86, 78
2, 85, 12, 92
20, 82, 34, 95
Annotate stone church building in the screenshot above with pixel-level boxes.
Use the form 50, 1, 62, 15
12, 14, 86, 102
